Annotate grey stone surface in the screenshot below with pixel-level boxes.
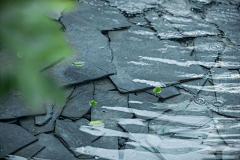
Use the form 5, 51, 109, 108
19, 101, 67, 135
129, 93, 169, 120
44, 28, 116, 86
210, 68, 240, 118
55, 119, 96, 158
61, 82, 94, 119
108, 0, 159, 14
145, 11, 220, 39
108, 25, 158, 42
14, 143, 44, 158
177, 78, 207, 95
128, 16, 149, 27
94, 78, 116, 95
118, 119, 148, 133
145, 86, 180, 99
205, 4, 240, 45
75, 118, 90, 127
34, 134, 78, 160
192, 37, 225, 68
91, 91, 133, 130
0, 91, 46, 120
110, 40, 205, 93
0, 122, 37, 158
61, 0, 130, 30
220, 46, 240, 69
35, 105, 53, 126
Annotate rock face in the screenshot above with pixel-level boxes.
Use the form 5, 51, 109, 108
110, 39, 205, 92
0, 122, 37, 158
0, 91, 46, 120
1, 0, 240, 159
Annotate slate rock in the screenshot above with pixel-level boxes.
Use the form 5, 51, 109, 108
108, 25, 158, 42
177, 78, 207, 95
35, 105, 53, 126
0, 122, 37, 158
0, 91, 46, 120
61, 0, 130, 30
145, 11, 220, 39
129, 93, 169, 120
55, 119, 97, 158
205, 4, 240, 45
91, 91, 133, 130
109, 40, 205, 93
210, 68, 240, 118
61, 82, 94, 119
220, 46, 240, 69
75, 118, 90, 127
108, 0, 159, 14
94, 78, 116, 95
14, 143, 45, 158
45, 28, 116, 86
19, 101, 67, 135
145, 86, 180, 99
213, 114, 240, 148
118, 119, 148, 133
192, 37, 225, 68
128, 16, 149, 27
34, 133, 78, 160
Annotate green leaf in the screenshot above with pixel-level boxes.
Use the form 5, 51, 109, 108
72, 61, 85, 66
89, 99, 97, 106
17, 52, 23, 59
89, 120, 104, 127
83, 150, 89, 153
153, 87, 161, 96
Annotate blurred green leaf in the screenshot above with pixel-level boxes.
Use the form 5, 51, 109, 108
72, 61, 85, 66
89, 120, 104, 127
0, 0, 75, 107
89, 99, 97, 106
153, 87, 161, 96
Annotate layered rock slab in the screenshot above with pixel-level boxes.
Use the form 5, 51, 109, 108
205, 4, 240, 45
109, 38, 205, 92
0, 122, 37, 158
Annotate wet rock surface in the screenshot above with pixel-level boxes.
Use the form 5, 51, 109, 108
1, 0, 240, 159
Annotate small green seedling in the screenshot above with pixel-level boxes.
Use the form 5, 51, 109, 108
83, 150, 89, 153
89, 99, 97, 106
153, 87, 161, 96
89, 120, 104, 126
72, 61, 85, 66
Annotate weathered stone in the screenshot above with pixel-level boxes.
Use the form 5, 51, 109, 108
109, 40, 205, 93
75, 118, 90, 127
177, 78, 207, 95
34, 134, 78, 160
0, 122, 37, 158
44, 28, 116, 86
192, 37, 225, 68
128, 16, 149, 27
205, 4, 240, 45
61, 82, 94, 119
108, 0, 159, 14
220, 46, 240, 69
91, 91, 133, 130
212, 113, 240, 148
129, 93, 169, 120
0, 91, 46, 120
145, 11, 220, 39
35, 105, 53, 126
14, 143, 44, 158
55, 119, 97, 158
118, 119, 148, 133
94, 78, 116, 95
210, 68, 240, 118
146, 86, 180, 99
61, 0, 130, 30
108, 25, 158, 42
19, 101, 67, 135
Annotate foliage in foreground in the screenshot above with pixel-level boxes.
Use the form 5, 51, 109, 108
0, 0, 74, 107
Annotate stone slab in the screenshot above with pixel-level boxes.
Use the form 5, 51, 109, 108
0, 122, 37, 158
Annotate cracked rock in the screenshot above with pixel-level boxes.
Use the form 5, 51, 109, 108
0, 122, 37, 158
145, 86, 181, 99
110, 40, 205, 93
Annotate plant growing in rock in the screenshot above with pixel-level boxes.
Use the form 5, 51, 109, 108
153, 87, 161, 96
